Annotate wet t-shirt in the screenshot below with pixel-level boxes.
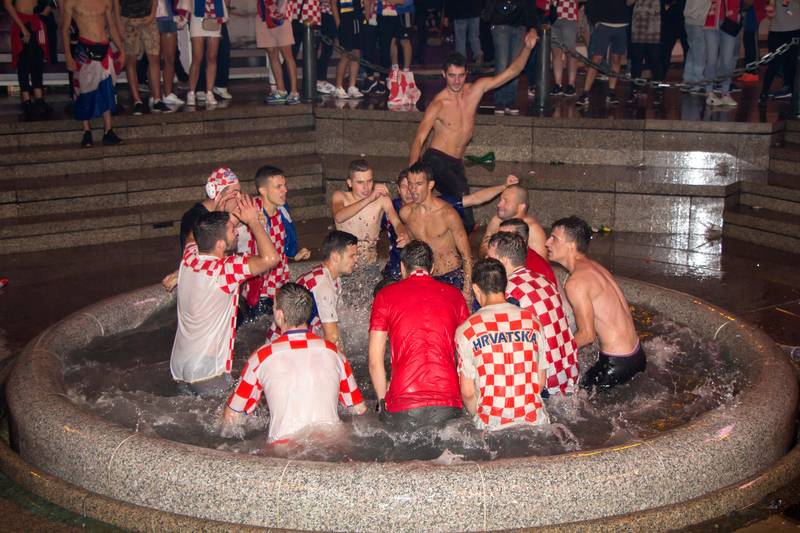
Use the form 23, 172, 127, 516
456, 303, 550, 429
526, 247, 557, 286
227, 330, 363, 440
370, 270, 470, 412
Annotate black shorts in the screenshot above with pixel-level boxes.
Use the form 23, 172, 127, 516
395, 13, 413, 41
337, 11, 362, 52
421, 148, 475, 231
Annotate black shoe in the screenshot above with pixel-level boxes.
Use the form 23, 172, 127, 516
81, 130, 93, 148
576, 91, 589, 106
133, 102, 144, 115
653, 91, 663, 108
151, 100, 172, 113
564, 84, 576, 97
373, 81, 388, 95
34, 98, 53, 117
729, 83, 742, 93
758, 94, 768, 108
626, 91, 638, 107
22, 99, 36, 120
102, 128, 123, 146
550, 83, 563, 96
606, 90, 619, 106
775, 86, 793, 99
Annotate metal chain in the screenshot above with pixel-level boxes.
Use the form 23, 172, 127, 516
550, 35, 800, 91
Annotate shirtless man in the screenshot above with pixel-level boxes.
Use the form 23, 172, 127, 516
63, 0, 126, 147
408, 36, 538, 230
332, 159, 408, 299
545, 216, 646, 391
479, 182, 547, 261
399, 161, 472, 304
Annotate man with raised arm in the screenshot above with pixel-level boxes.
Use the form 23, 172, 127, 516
62, 0, 126, 147
456, 258, 550, 429
265, 230, 359, 353
170, 195, 280, 397
399, 162, 473, 304
223, 283, 366, 443
479, 182, 548, 262
332, 159, 408, 300
545, 216, 646, 391
487, 231, 579, 395
408, 36, 538, 230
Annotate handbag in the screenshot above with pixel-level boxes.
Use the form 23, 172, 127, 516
202, 17, 221, 30
720, 0, 742, 36
549, 0, 559, 24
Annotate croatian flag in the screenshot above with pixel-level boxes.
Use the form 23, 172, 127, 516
73, 38, 122, 122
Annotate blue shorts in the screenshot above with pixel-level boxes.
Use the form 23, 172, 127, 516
593, 24, 627, 56
433, 267, 464, 291
157, 18, 178, 34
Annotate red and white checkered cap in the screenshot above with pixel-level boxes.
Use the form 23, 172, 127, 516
205, 168, 239, 200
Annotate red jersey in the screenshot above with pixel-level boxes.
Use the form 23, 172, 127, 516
526, 247, 558, 286
370, 270, 470, 412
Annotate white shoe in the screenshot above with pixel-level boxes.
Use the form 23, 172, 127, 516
317, 81, 335, 94
706, 92, 722, 106
196, 91, 206, 101
333, 86, 349, 99
347, 86, 364, 99
162, 93, 185, 105
204, 91, 217, 106
527, 88, 535, 98
720, 93, 738, 106
186, 91, 196, 106
212, 86, 232, 99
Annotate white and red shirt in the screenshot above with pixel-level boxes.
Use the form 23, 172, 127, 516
456, 303, 550, 430
170, 243, 252, 384
548, 0, 579, 21
288, 0, 321, 24
506, 267, 579, 395
260, 209, 289, 298
227, 330, 363, 440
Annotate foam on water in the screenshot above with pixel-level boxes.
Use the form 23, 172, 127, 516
63, 304, 743, 463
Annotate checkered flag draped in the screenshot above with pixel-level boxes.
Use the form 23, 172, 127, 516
182, 242, 250, 295
556, 0, 579, 21
320, 1, 331, 14
507, 269, 579, 394
228, 331, 363, 414
289, 0, 321, 25
261, 211, 289, 298
458, 311, 544, 426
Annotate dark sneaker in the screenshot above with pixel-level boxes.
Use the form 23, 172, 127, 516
22, 99, 35, 120
133, 102, 144, 115
364, 78, 379, 94
505, 104, 520, 115
729, 83, 742, 93
653, 91, 663, 108
34, 98, 53, 117
551, 84, 563, 96
626, 91, 638, 107
151, 100, 172, 113
576, 91, 589, 106
102, 128, 123, 146
606, 90, 620, 105
564, 84, 576, 97
373, 81, 388, 95
774, 86, 793, 99
494, 104, 505, 115
81, 130, 93, 148
758, 94, 768, 108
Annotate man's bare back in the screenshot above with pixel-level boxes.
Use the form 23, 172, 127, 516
400, 197, 466, 276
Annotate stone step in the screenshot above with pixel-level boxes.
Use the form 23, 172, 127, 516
0, 189, 329, 254
739, 179, 800, 216
0, 154, 325, 219
723, 205, 800, 254
770, 143, 800, 175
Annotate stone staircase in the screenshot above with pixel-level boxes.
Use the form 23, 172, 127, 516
723, 123, 800, 254
0, 104, 329, 254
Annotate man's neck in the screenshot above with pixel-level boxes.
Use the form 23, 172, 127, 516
484, 294, 507, 306
322, 260, 338, 280
509, 263, 525, 275
564, 253, 584, 274
260, 196, 278, 216
201, 198, 215, 210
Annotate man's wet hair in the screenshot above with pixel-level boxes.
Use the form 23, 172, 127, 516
193, 211, 230, 253
499, 218, 529, 242
508, 184, 529, 210
407, 161, 433, 183
488, 231, 527, 268
401, 240, 434, 273
442, 52, 467, 72
473, 258, 508, 296
551, 215, 592, 254
322, 230, 358, 261
348, 159, 371, 177
255, 165, 285, 191
396, 167, 410, 186
275, 282, 314, 329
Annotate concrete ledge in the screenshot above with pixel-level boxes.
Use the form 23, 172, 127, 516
3, 279, 798, 532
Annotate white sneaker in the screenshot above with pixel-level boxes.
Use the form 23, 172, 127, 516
186, 91, 196, 106
347, 86, 364, 99
720, 93, 738, 106
162, 93, 185, 105
317, 81, 335, 94
706, 92, 722, 106
204, 91, 217, 106
196, 91, 206, 101
527, 88, 535, 98
212, 87, 232, 99
333, 86, 349, 99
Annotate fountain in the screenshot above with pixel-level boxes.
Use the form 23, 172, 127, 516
1, 275, 798, 532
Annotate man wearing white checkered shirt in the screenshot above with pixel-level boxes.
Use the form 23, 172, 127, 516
456, 258, 550, 430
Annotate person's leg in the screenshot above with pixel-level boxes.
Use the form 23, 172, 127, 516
147, 53, 162, 101
162, 32, 177, 96
628, 42, 644, 86
760, 31, 781, 97
703, 28, 721, 93
683, 23, 705, 86
401, 39, 412, 70
607, 27, 626, 91
348, 50, 361, 89
491, 25, 511, 108
782, 30, 800, 89
414, 0, 427, 61
137, 49, 148, 83
317, 13, 336, 81
553, 48, 565, 87
267, 47, 287, 92
717, 29, 737, 94
123, 18, 143, 104
467, 17, 482, 58
215, 23, 231, 89
17, 39, 35, 103
377, 15, 394, 79
742, 30, 757, 73
280, 44, 298, 94
454, 18, 467, 58
102, 109, 112, 133
188, 36, 205, 94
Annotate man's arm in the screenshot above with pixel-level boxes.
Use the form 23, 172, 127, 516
106, 0, 126, 56
5, 0, 32, 42
368, 330, 389, 404
62, 0, 77, 71
331, 0, 339, 26
472, 31, 538, 95
233, 195, 280, 276
448, 209, 472, 302
321, 322, 343, 353
380, 195, 409, 247
565, 277, 596, 348
331, 185, 388, 224
409, 99, 441, 166
461, 175, 519, 208
459, 372, 478, 415
112, 0, 126, 39
143, 0, 157, 24
478, 215, 502, 258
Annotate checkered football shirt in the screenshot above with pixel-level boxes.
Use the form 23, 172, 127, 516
506, 267, 579, 395
288, 0, 321, 24
227, 330, 363, 439
170, 242, 252, 383
550, 0, 579, 21
456, 303, 550, 430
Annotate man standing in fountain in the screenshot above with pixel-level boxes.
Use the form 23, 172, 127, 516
408, 32, 538, 231
456, 258, 549, 429
398, 162, 473, 304
223, 283, 366, 442
369, 240, 470, 429
546, 216, 646, 391
332, 159, 408, 303
479, 183, 549, 266
170, 195, 280, 397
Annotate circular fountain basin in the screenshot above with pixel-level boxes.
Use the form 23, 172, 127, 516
3, 278, 798, 532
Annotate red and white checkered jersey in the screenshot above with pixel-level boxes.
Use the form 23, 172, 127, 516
320, 0, 332, 15
547, 0, 579, 21
289, 0, 321, 24
171, 242, 252, 383
456, 303, 550, 430
264, 263, 340, 342
260, 209, 289, 298
227, 330, 363, 440
506, 267, 579, 394
378, 0, 396, 15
